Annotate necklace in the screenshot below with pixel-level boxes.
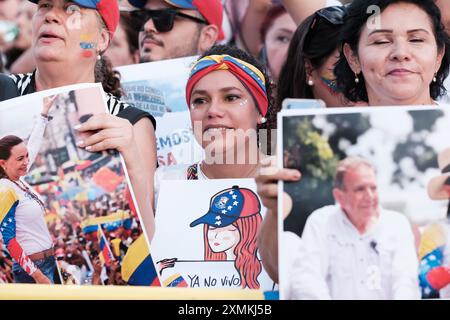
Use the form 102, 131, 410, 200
10, 179, 46, 213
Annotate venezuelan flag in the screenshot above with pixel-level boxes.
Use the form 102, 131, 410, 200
0, 186, 19, 245
81, 210, 131, 234
121, 235, 160, 286
419, 223, 446, 260
163, 273, 188, 288
97, 228, 114, 266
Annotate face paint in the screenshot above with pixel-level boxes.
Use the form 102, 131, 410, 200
319, 68, 341, 95
239, 99, 249, 107
82, 51, 93, 58
80, 34, 94, 42
80, 41, 96, 58
80, 42, 95, 50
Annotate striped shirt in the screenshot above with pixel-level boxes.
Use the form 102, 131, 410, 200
9, 71, 129, 116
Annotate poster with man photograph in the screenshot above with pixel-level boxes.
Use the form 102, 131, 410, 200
0, 84, 159, 286
152, 179, 274, 291
277, 105, 450, 300
116, 56, 203, 167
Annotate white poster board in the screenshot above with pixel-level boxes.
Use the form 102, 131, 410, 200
152, 179, 275, 291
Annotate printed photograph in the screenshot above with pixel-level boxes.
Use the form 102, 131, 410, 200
0, 85, 159, 286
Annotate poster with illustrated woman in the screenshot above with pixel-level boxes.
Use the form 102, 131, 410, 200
0, 84, 158, 286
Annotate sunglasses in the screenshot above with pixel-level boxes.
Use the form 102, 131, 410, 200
130, 8, 207, 33
303, 6, 347, 49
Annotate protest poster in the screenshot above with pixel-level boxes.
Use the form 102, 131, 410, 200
0, 84, 159, 286
151, 179, 275, 291
277, 105, 450, 299
116, 56, 203, 167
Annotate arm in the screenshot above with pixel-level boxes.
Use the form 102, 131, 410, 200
26, 117, 48, 171
130, 118, 157, 242
281, 0, 328, 25
240, 0, 273, 56
256, 156, 301, 282
0, 187, 50, 283
26, 95, 57, 170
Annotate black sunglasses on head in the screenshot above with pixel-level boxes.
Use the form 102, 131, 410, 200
303, 6, 347, 49
130, 8, 207, 33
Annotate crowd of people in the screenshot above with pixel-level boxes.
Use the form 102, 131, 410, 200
1, 0, 450, 299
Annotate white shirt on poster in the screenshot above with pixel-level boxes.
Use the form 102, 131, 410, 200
287, 205, 420, 300
0, 116, 52, 255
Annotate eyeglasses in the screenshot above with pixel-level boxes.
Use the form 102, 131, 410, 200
303, 6, 347, 49
130, 8, 208, 33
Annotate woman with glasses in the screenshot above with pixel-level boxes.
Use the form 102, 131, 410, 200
1, 0, 157, 243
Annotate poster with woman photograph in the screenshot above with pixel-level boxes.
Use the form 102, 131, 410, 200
152, 179, 275, 291
0, 84, 158, 286
278, 105, 450, 300
116, 56, 203, 167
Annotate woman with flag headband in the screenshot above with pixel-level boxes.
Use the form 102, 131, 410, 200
154, 44, 275, 194
0, 96, 57, 284
152, 45, 274, 289
0, 0, 157, 244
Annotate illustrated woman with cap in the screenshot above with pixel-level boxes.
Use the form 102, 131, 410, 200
190, 185, 263, 289
419, 148, 450, 298
0, 96, 57, 284
1, 0, 157, 242
154, 44, 275, 197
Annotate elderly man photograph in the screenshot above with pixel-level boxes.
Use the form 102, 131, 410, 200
287, 157, 420, 300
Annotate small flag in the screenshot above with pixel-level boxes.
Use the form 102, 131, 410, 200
163, 273, 188, 288
97, 226, 114, 266
121, 235, 160, 286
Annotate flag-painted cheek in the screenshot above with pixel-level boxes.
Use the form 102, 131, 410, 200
318, 68, 340, 93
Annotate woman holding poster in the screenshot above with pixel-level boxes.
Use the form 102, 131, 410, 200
0, 96, 56, 284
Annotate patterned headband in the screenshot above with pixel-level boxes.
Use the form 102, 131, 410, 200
186, 55, 269, 116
